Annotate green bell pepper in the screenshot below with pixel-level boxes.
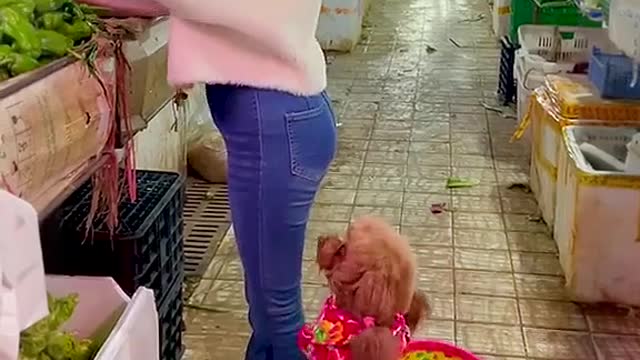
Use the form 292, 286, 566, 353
34, 0, 66, 14
8, 51, 39, 75
0, 68, 9, 80
0, 7, 40, 58
36, 11, 66, 30
0, 0, 26, 6
6, 2, 35, 20
58, 19, 92, 42
37, 29, 72, 56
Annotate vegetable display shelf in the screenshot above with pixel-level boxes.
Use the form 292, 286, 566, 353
0, 1, 175, 221
0, 56, 115, 217
40, 170, 186, 305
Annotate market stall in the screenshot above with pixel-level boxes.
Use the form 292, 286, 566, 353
0, 1, 189, 359
504, 0, 640, 306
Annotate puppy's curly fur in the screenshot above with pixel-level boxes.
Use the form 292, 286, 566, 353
317, 216, 430, 360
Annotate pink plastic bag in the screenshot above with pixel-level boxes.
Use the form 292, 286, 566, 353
78, 0, 168, 17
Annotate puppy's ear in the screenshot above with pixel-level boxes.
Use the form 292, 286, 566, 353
405, 290, 430, 332
317, 235, 345, 270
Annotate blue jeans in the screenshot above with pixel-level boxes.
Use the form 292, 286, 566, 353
206, 85, 337, 360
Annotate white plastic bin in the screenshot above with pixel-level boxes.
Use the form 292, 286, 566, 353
556, 125, 640, 305
518, 25, 614, 64
316, 0, 370, 51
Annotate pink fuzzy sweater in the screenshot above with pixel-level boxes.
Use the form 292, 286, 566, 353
82, 0, 327, 95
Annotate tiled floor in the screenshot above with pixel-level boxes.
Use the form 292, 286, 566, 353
183, 0, 640, 358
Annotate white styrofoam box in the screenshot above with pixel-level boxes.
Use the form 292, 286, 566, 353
609, 0, 640, 61
518, 25, 614, 64
46, 276, 159, 360
492, 0, 511, 39
555, 125, 640, 305
316, 0, 370, 51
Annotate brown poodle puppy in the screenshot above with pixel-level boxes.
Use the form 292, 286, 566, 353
299, 216, 430, 360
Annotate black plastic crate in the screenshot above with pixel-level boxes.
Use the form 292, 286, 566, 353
497, 36, 519, 105
40, 170, 185, 304
158, 275, 184, 360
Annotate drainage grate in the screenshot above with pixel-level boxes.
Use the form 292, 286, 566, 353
183, 178, 231, 277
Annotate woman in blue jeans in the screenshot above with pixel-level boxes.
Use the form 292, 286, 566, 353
207, 87, 336, 360
109, 0, 336, 357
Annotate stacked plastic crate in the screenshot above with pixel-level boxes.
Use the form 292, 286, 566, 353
511, 0, 640, 307
496, 0, 601, 105
40, 171, 186, 360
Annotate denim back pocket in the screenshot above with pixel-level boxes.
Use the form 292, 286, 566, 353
285, 104, 337, 182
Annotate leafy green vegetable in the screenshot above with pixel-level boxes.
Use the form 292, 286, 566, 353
19, 294, 96, 360
445, 177, 479, 189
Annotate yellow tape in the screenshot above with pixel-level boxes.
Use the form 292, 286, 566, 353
511, 96, 534, 142
497, 5, 510, 15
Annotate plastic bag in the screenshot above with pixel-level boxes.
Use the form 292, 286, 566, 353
186, 86, 228, 183
0, 191, 48, 360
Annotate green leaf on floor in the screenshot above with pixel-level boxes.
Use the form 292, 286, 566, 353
446, 177, 479, 189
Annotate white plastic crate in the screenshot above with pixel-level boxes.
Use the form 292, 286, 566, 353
555, 125, 640, 305
518, 25, 614, 64
609, 0, 640, 62
492, 0, 511, 39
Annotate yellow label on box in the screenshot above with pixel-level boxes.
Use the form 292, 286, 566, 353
497, 5, 510, 15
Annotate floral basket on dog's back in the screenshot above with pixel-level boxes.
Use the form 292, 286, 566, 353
402, 340, 480, 360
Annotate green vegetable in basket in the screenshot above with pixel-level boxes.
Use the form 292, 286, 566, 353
5, 1, 36, 21
37, 29, 72, 56
58, 19, 92, 41
7, 51, 39, 74
0, 7, 41, 58
0, 68, 10, 80
46, 293, 79, 330
34, 0, 66, 14
36, 11, 66, 30
19, 294, 95, 360
0, 0, 29, 7
0, 43, 12, 57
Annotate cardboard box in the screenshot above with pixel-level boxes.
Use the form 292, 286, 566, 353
124, 18, 174, 135
0, 57, 115, 214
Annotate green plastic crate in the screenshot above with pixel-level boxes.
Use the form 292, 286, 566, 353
510, 0, 602, 43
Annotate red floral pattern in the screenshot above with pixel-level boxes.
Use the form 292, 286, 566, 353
298, 296, 411, 359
